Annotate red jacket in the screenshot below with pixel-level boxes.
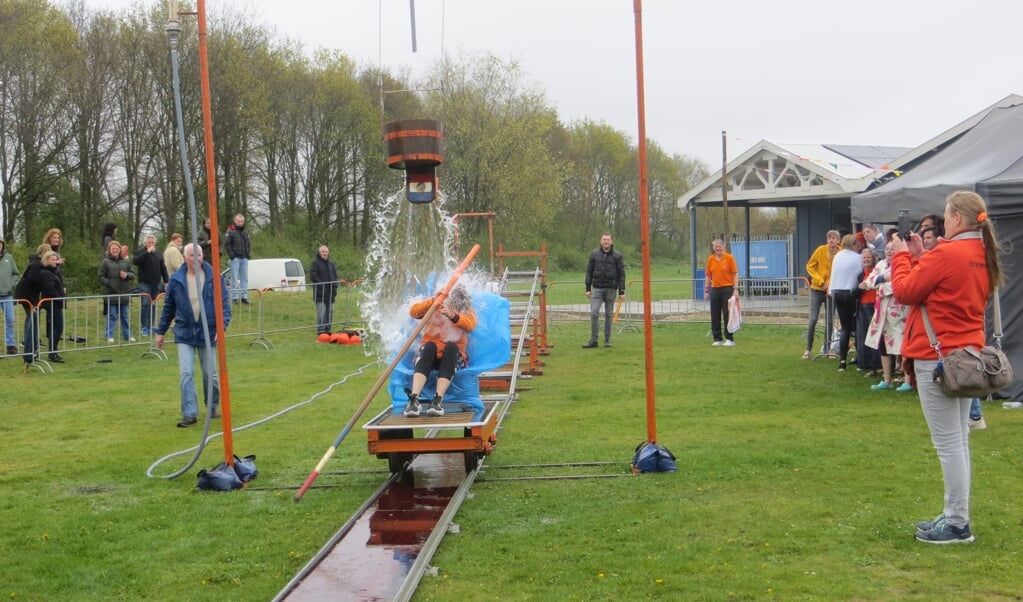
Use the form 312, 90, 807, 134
890, 232, 989, 360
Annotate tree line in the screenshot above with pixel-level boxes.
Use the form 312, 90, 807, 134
1, 0, 723, 286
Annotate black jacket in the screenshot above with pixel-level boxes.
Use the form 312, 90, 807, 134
585, 245, 626, 294
309, 255, 339, 303
132, 246, 169, 286
224, 225, 251, 260
14, 255, 43, 307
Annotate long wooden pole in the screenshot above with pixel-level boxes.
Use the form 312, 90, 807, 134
294, 244, 481, 501
633, 0, 657, 444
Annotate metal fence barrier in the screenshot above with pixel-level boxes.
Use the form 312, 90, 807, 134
2, 280, 368, 371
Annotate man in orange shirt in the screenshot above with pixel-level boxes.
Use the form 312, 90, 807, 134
705, 239, 739, 346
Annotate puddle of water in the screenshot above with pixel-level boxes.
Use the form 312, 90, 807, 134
283, 453, 465, 601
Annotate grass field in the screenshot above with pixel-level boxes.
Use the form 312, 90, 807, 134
2, 319, 1021, 600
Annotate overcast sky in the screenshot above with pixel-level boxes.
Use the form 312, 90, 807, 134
81, 0, 1023, 168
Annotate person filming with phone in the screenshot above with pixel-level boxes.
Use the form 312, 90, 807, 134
889, 191, 1004, 545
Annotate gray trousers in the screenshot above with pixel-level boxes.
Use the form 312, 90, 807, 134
589, 287, 616, 344
914, 358, 972, 528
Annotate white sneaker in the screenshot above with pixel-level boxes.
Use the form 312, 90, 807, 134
968, 417, 987, 430
128, 337, 137, 343
106, 338, 115, 344
712, 341, 723, 346
723, 340, 735, 347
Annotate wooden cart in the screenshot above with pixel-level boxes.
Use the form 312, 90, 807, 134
363, 401, 499, 474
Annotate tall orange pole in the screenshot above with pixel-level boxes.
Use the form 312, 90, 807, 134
633, 0, 657, 443
196, 0, 234, 464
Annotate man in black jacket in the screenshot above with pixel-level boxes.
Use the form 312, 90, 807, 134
132, 234, 168, 336
309, 245, 339, 335
583, 233, 625, 348
224, 214, 252, 304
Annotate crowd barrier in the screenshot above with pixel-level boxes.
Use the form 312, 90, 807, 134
0, 280, 367, 369
545, 277, 815, 330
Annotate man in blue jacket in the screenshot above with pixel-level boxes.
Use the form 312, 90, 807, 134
155, 244, 231, 427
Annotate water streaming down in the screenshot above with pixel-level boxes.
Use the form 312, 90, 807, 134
362, 188, 457, 356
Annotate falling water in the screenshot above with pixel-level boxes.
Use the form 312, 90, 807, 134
362, 189, 457, 355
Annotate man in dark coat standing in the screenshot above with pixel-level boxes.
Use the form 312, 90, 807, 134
583, 232, 626, 348
132, 234, 169, 336
309, 245, 339, 335
224, 213, 252, 304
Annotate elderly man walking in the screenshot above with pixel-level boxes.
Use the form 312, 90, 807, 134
155, 244, 231, 427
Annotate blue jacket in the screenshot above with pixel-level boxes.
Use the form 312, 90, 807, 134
156, 262, 230, 347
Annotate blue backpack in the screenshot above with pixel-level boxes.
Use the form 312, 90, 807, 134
631, 442, 677, 474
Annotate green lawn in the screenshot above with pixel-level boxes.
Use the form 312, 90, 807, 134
2, 321, 1021, 600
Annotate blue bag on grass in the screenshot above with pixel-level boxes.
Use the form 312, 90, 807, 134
631, 442, 677, 474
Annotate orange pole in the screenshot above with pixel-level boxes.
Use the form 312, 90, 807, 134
633, 0, 657, 443
196, 0, 234, 465
295, 244, 481, 501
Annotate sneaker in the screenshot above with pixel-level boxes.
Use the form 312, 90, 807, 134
914, 518, 974, 544
211, 409, 221, 419
427, 395, 444, 417
896, 382, 914, 392
177, 416, 198, 428
106, 338, 115, 344
582, 341, 598, 349
241, 299, 251, 305
141, 328, 150, 336
871, 381, 893, 391
128, 337, 137, 343
712, 341, 723, 346
723, 340, 735, 347
916, 513, 944, 532
6, 345, 17, 355
968, 417, 987, 430
604, 342, 612, 348
403, 394, 421, 417
47, 354, 65, 364
838, 361, 847, 372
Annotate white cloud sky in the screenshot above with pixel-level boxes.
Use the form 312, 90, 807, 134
81, 0, 1023, 167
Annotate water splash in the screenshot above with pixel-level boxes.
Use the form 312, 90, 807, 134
362, 189, 458, 355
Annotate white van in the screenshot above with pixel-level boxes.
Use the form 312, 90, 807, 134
225, 258, 306, 293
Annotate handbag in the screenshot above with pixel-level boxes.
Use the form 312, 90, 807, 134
920, 291, 1013, 398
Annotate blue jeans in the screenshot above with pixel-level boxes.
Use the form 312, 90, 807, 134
1, 294, 15, 347
230, 257, 249, 300
914, 359, 972, 528
969, 398, 982, 421
805, 288, 832, 353
176, 343, 219, 419
106, 302, 131, 340
315, 301, 334, 334
589, 287, 616, 344
137, 282, 161, 333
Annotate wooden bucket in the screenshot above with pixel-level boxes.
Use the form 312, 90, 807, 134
383, 119, 445, 170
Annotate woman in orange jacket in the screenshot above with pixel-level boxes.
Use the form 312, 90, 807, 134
404, 284, 477, 417
890, 190, 1004, 545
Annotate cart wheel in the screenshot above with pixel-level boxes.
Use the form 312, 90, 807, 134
464, 451, 479, 474
388, 453, 412, 474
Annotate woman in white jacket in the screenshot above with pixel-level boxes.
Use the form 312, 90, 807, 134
863, 236, 910, 391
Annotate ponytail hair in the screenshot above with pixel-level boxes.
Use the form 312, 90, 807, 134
945, 190, 1004, 291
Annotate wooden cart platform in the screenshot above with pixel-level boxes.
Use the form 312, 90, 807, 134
363, 401, 500, 473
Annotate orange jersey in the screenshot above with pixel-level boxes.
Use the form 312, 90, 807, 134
705, 253, 737, 288
409, 296, 477, 360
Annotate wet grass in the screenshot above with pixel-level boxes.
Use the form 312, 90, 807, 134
2, 322, 1022, 600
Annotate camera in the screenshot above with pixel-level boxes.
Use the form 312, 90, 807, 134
897, 209, 911, 240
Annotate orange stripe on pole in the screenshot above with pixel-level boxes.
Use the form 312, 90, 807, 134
294, 244, 482, 501
385, 153, 445, 165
